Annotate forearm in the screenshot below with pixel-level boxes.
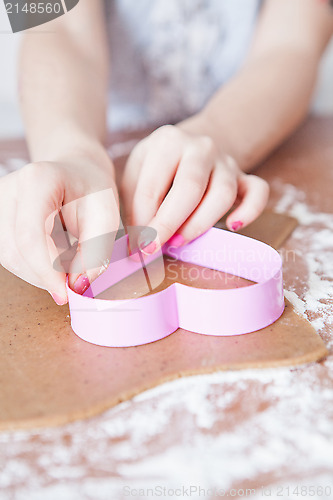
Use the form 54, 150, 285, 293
179, 48, 319, 172
179, 0, 333, 172
19, 6, 109, 165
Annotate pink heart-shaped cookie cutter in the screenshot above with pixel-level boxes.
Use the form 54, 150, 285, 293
67, 227, 284, 347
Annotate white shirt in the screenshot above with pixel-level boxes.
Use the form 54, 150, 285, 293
106, 0, 262, 131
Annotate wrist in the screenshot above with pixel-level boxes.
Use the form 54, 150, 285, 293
30, 133, 114, 175
177, 111, 212, 137
56, 141, 113, 171
28, 119, 109, 161
177, 112, 235, 163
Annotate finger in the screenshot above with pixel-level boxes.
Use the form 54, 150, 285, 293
131, 147, 183, 227
14, 166, 68, 302
138, 148, 213, 253
122, 130, 184, 228
0, 177, 41, 286
226, 174, 270, 231
174, 161, 238, 244
68, 187, 120, 294
120, 139, 147, 226
1, 172, 65, 305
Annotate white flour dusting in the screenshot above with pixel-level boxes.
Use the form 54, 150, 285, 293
1, 363, 333, 500
284, 289, 306, 317
274, 182, 333, 343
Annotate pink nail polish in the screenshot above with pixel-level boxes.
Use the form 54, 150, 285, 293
139, 240, 157, 255
168, 234, 185, 248
51, 293, 67, 306
231, 221, 243, 231
73, 274, 90, 295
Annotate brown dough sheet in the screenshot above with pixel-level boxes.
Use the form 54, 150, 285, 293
0, 210, 327, 430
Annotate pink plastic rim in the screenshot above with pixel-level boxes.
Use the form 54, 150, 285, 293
67, 227, 284, 347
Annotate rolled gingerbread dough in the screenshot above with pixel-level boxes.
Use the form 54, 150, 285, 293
0, 211, 327, 430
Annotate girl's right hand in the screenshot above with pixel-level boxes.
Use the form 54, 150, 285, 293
0, 151, 119, 305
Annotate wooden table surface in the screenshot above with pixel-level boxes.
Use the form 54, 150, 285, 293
0, 117, 332, 500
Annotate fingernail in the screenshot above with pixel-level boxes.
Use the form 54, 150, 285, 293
138, 228, 158, 255
231, 221, 243, 231
73, 274, 90, 295
51, 293, 67, 306
97, 259, 110, 277
168, 233, 185, 248
139, 240, 157, 255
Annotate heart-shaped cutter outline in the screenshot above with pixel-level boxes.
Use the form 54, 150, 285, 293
67, 227, 284, 347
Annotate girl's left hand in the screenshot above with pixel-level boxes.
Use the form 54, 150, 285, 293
121, 125, 269, 254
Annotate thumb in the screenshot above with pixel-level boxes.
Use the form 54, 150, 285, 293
67, 188, 120, 294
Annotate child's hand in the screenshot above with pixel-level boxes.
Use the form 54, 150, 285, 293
121, 125, 269, 253
0, 153, 119, 304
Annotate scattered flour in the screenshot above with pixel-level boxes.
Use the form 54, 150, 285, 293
284, 290, 307, 317
1, 364, 333, 500
274, 181, 333, 342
